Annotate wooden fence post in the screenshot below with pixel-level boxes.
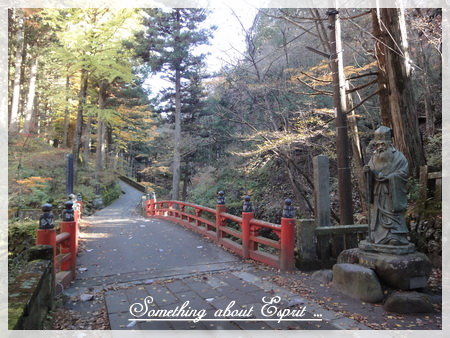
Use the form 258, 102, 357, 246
60, 201, 77, 274
36, 204, 57, 270
241, 196, 254, 259
280, 199, 296, 271
216, 191, 226, 242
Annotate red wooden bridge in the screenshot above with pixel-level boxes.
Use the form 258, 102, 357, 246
144, 194, 297, 272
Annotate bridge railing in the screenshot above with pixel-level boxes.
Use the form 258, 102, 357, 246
144, 193, 296, 271
35, 200, 82, 290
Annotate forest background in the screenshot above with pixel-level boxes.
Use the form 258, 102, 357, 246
5, 6, 443, 274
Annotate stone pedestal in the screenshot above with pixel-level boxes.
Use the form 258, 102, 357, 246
337, 247, 432, 290
358, 240, 416, 255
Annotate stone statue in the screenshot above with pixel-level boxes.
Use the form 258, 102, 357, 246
364, 126, 410, 246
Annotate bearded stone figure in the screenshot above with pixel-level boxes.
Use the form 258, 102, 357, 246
364, 126, 410, 246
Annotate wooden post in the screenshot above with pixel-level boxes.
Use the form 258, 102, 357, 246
280, 199, 296, 271
280, 217, 296, 271
36, 229, 57, 268
327, 8, 354, 225
215, 204, 226, 241
242, 212, 254, 259
60, 221, 77, 274
216, 191, 226, 242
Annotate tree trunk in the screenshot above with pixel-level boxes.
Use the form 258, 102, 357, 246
328, 8, 354, 225
172, 66, 182, 201
181, 161, 190, 202
418, 39, 434, 137
9, 9, 25, 134
106, 124, 113, 167
82, 116, 92, 168
72, 69, 88, 173
378, 7, 426, 176
346, 82, 368, 214
171, 9, 182, 201
23, 55, 38, 134
63, 75, 70, 147
371, 8, 391, 127
95, 81, 108, 181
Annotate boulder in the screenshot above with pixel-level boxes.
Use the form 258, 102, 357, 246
383, 291, 434, 313
332, 263, 383, 303
311, 269, 333, 283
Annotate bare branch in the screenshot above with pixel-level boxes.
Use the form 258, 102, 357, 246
341, 10, 371, 20
296, 77, 333, 95
278, 8, 326, 21
305, 46, 331, 58
300, 71, 332, 83
346, 79, 378, 93
346, 89, 382, 114
294, 91, 333, 96
346, 72, 378, 80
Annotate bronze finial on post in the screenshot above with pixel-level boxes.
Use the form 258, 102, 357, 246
282, 199, 295, 218
216, 191, 225, 205
62, 201, 74, 222
39, 203, 55, 230
243, 195, 253, 212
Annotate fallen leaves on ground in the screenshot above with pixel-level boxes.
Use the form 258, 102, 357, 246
52, 306, 110, 330
260, 268, 442, 330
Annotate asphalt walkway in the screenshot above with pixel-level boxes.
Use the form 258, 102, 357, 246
74, 180, 240, 286
62, 180, 370, 330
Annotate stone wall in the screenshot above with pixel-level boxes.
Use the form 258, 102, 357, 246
8, 245, 54, 330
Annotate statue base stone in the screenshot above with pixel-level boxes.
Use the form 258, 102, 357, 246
358, 240, 416, 255
337, 245, 432, 290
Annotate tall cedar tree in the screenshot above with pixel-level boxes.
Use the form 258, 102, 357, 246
137, 8, 213, 200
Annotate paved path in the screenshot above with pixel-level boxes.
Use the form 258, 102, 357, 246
74, 180, 240, 286
62, 180, 370, 330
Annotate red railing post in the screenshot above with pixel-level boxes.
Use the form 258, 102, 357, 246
78, 201, 83, 217
195, 209, 202, 227
60, 220, 77, 273
60, 201, 77, 274
241, 196, 254, 259
73, 201, 80, 223
215, 191, 226, 241
149, 200, 153, 216
36, 204, 57, 268
242, 213, 254, 259
168, 202, 173, 217
280, 199, 296, 271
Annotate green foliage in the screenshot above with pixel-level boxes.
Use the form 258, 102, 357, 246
8, 219, 37, 280
102, 181, 122, 206
425, 132, 442, 171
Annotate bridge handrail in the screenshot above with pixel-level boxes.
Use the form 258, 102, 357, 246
35, 201, 82, 291
250, 219, 281, 231
155, 200, 217, 215
144, 196, 296, 271
219, 212, 242, 224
